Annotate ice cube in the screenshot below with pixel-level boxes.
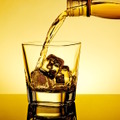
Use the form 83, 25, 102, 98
55, 65, 70, 84
48, 78, 55, 88
47, 54, 64, 69
40, 69, 56, 79
31, 69, 49, 89
41, 60, 49, 72
68, 75, 77, 91
40, 54, 64, 79
56, 73, 64, 83
72, 75, 76, 82
61, 65, 69, 71
61, 65, 70, 83
53, 83, 68, 91
70, 75, 77, 84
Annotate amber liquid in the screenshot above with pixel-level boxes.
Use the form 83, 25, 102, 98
91, 2, 120, 19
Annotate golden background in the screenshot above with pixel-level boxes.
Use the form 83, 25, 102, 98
0, 0, 120, 94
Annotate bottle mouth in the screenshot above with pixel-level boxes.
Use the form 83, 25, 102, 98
67, 0, 82, 16
67, 0, 91, 16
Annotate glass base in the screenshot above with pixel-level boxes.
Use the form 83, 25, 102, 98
27, 85, 76, 106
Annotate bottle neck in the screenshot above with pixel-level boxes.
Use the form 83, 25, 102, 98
67, 0, 91, 17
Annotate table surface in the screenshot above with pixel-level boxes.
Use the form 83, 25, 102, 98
0, 94, 120, 120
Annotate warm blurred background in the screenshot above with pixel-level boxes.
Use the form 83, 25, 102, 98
0, 0, 120, 94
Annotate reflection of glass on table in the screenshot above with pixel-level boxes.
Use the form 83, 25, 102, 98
27, 102, 76, 120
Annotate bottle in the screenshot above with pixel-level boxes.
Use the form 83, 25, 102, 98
67, 0, 120, 19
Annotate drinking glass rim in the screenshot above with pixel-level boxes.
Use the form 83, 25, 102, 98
22, 41, 81, 47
